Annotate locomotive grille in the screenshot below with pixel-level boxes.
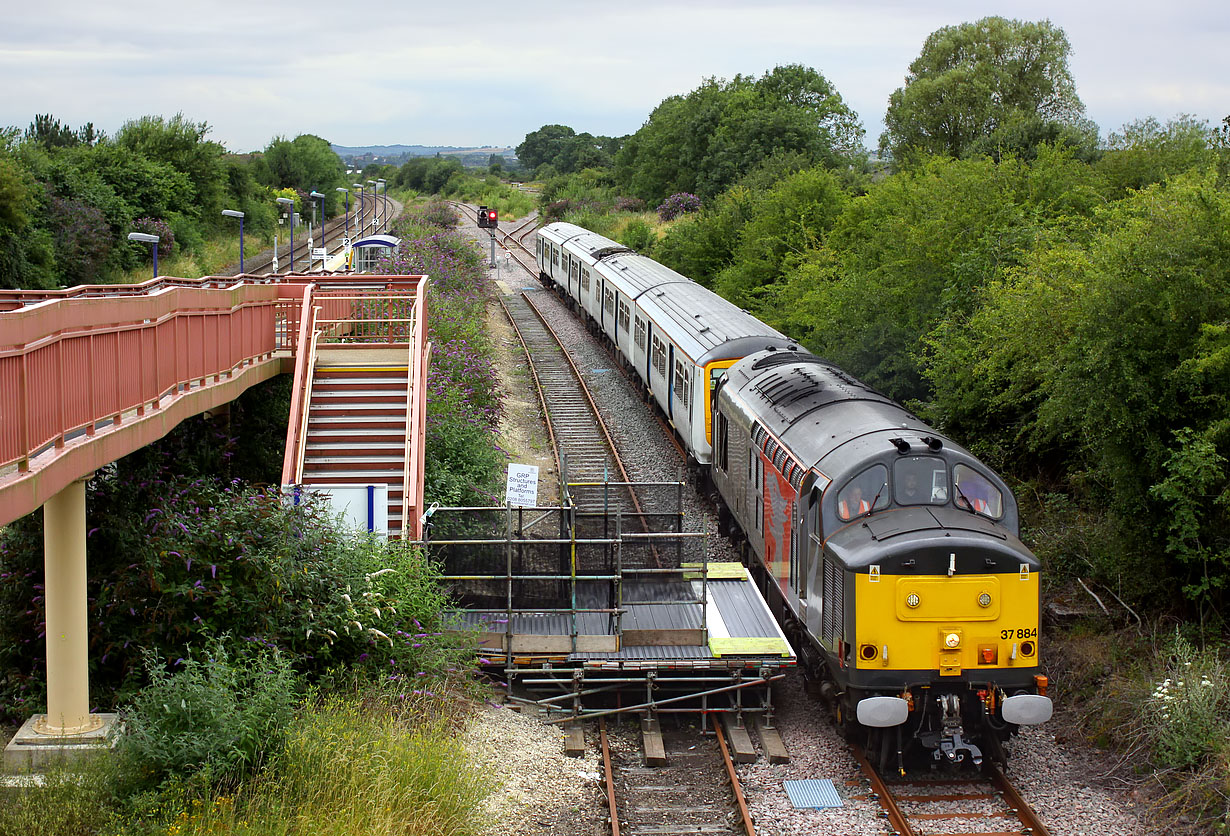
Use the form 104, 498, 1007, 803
822, 558, 843, 644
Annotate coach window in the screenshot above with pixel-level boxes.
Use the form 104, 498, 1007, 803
953, 464, 1003, 518
618, 299, 631, 332
673, 359, 690, 406
604, 288, 616, 316
570, 262, 579, 286
836, 465, 889, 521
893, 456, 948, 506
634, 315, 646, 348
551, 244, 559, 267
581, 267, 590, 293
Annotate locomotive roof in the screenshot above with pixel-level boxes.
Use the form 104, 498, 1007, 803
724, 350, 942, 472
634, 281, 789, 364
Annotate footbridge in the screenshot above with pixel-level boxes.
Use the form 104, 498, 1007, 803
0, 272, 429, 750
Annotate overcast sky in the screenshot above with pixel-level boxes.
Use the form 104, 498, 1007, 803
3, 0, 1225, 154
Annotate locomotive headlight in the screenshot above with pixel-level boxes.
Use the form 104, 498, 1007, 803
978, 592, 992, 608
944, 632, 961, 649
906, 593, 921, 609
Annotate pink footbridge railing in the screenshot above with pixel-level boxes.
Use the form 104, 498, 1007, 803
0, 274, 429, 536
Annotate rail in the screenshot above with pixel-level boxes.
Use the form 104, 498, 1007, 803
2, 273, 429, 530
853, 744, 1053, 836
403, 284, 429, 536
281, 285, 320, 486
0, 282, 297, 527
276, 276, 430, 537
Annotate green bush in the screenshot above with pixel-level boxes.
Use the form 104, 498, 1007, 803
617, 218, 655, 252
119, 640, 299, 785
1144, 633, 1230, 771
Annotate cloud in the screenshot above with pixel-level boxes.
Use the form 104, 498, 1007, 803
2, 0, 1226, 151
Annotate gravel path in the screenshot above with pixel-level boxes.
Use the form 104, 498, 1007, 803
460, 212, 1153, 836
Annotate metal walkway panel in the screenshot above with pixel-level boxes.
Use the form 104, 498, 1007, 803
783, 779, 842, 809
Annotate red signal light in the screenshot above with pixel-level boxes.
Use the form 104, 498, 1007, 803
488, 210, 498, 224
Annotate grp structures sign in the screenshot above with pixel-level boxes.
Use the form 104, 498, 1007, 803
505, 463, 539, 507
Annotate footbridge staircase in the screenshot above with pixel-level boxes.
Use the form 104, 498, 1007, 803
0, 272, 429, 748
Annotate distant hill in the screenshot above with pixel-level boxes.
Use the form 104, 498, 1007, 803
332, 144, 517, 168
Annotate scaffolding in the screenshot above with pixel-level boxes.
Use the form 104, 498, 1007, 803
419, 479, 793, 726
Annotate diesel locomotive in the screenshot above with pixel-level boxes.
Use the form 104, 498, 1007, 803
535, 222, 1052, 770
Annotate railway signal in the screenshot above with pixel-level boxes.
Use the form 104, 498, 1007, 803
486, 208, 498, 226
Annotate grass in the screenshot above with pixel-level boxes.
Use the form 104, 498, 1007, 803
0, 686, 489, 836
157, 691, 485, 836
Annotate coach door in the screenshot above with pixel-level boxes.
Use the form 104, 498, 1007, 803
666, 343, 675, 419
803, 485, 823, 637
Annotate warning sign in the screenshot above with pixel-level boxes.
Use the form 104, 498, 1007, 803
504, 463, 540, 507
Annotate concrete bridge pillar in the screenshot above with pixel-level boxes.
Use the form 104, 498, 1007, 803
35, 476, 101, 736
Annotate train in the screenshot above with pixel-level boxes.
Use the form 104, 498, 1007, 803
534, 222, 1052, 772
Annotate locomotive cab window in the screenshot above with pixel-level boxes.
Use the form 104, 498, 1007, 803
893, 456, 948, 506
836, 465, 889, 521
953, 464, 1003, 518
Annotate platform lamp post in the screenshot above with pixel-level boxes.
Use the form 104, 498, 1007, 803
336, 186, 350, 236
127, 231, 160, 279
376, 179, 386, 231
221, 209, 245, 273
309, 191, 325, 267
276, 197, 295, 272
353, 183, 364, 236
366, 180, 376, 234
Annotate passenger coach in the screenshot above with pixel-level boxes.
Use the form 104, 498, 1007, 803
537, 222, 792, 466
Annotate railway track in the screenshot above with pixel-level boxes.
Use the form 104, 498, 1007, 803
471, 205, 691, 465
239, 193, 399, 275
854, 745, 1050, 836
468, 199, 1059, 835
496, 285, 636, 509
601, 718, 756, 836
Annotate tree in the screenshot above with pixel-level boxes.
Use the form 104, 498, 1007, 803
115, 114, 225, 220
615, 65, 863, 203
1097, 116, 1213, 196
516, 125, 617, 176
712, 166, 847, 310
0, 154, 56, 289
258, 135, 346, 214
776, 148, 1102, 403
918, 171, 1230, 609
881, 17, 1086, 163
23, 114, 100, 150
516, 125, 578, 172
